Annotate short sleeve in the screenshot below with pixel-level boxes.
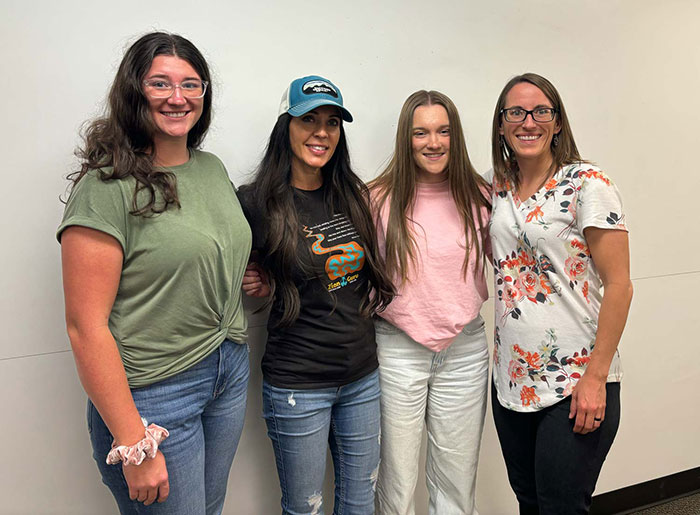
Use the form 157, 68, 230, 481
575, 167, 628, 234
56, 172, 129, 251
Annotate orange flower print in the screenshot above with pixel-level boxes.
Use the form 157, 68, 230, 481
517, 271, 541, 300
501, 250, 537, 271
503, 282, 524, 309
513, 344, 525, 357
582, 281, 590, 303
524, 351, 542, 370
525, 206, 544, 223
545, 178, 558, 191
570, 355, 591, 368
539, 274, 553, 294
520, 385, 541, 407
564, 256, 587, 282
580, 169, 611, 185
570, 238, 589, 254
508, 360, 527, 383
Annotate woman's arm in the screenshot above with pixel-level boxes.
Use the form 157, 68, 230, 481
61, 226, 169, 504
569, 227, 633, 434
241, 249, 271, 298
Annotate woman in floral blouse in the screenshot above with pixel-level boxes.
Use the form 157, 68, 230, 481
488, 73, 633, 515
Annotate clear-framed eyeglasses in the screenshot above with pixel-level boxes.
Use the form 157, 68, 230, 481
500, 107, 557, 123
143, 79, 208, 99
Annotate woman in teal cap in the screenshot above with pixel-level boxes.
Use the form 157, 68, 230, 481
238, 75, 394, 514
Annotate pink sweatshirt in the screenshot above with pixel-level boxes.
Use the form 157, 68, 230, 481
374, 179, 490, 352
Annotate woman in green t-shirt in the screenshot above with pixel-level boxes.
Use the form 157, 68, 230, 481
58, 32, 252, 514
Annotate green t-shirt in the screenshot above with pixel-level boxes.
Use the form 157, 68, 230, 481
57, 150, 252, 388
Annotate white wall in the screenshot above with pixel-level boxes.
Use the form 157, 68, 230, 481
1, 1, 699, 513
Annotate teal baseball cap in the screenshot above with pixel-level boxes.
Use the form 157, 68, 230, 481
278, 75, 353, 122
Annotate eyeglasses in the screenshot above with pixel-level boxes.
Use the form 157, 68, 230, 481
500, 107, 557, 123
143, 79, 208, 99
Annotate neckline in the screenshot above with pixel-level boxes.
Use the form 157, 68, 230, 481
514, 165, 565, 207
157, 149, 196, 172
416, 178, 449, 193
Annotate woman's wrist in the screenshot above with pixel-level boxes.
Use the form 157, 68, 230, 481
583, 361, 609, 382
106, 417, 169, 466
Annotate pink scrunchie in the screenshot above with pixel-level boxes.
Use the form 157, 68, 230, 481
106, 424, 170, 466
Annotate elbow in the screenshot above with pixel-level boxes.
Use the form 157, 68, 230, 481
64, 315, 106, 356
65, 316, 86, 354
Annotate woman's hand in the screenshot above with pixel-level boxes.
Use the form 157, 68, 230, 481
123, 450, 170, 505
242, 262, 270, 297
569, 372, 607, 434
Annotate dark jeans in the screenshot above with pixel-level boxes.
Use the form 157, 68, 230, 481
492, 381, 620, 515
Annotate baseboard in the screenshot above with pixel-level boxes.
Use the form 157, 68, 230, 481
590, 466, 700, 514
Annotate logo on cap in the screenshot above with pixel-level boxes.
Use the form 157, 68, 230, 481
302, 80, 338, 98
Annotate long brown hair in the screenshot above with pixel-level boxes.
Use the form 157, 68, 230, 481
67, 32, 213, 216
491, 73, 583, 189
240, 114, 395, 326
370, 90, 490, 284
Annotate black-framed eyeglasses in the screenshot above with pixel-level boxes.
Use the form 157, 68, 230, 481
143, 79, 208, 99
500, 107, 557, 123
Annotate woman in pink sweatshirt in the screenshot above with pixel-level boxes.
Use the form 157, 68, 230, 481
369, 90, 491, 515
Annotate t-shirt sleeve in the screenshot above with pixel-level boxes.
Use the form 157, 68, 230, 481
56, 172, 129, 251
575, 167, 628, 234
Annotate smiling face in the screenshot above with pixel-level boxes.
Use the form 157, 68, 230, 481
288, 105, 341, 179
412, 104, 450, 183
144, 55, 204, 150
499, 82, 561, 167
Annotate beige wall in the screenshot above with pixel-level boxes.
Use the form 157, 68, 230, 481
1, 1, 698, 513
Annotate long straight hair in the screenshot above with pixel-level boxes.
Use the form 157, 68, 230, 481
370, 90, 490, 284
491, 73, 583, 189
68, 32, 213, 216
241, 113, 395, 326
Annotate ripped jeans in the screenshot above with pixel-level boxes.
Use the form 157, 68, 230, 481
262, 369, 381, 515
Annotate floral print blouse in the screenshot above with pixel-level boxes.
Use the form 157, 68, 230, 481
489, 163, 627, 412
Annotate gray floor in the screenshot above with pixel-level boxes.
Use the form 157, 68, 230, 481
630, 492, 700, 514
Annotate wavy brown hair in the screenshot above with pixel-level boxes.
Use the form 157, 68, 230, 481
370, 90, 490, 284
491, 73, 583, 189
239, 114, 395, 326
67, 32, 213, 216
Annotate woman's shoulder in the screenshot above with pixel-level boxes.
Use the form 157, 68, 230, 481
562, 162, 616, 186
69, 167, 132, 199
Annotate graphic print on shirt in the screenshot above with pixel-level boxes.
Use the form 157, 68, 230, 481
303, 213, 365, 292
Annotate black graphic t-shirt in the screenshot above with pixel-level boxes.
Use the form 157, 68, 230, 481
237, 183, 377, 389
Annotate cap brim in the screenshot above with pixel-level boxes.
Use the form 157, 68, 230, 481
287, 99, 353, 122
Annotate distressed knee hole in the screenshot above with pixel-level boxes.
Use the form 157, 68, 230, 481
306, 491, 322, 514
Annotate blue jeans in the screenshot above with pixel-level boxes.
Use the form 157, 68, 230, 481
262, 369, 381, 515
89, 340, 250, 515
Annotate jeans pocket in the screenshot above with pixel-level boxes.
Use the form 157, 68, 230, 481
461, 315, 485, 336
374, 318, 402, 336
